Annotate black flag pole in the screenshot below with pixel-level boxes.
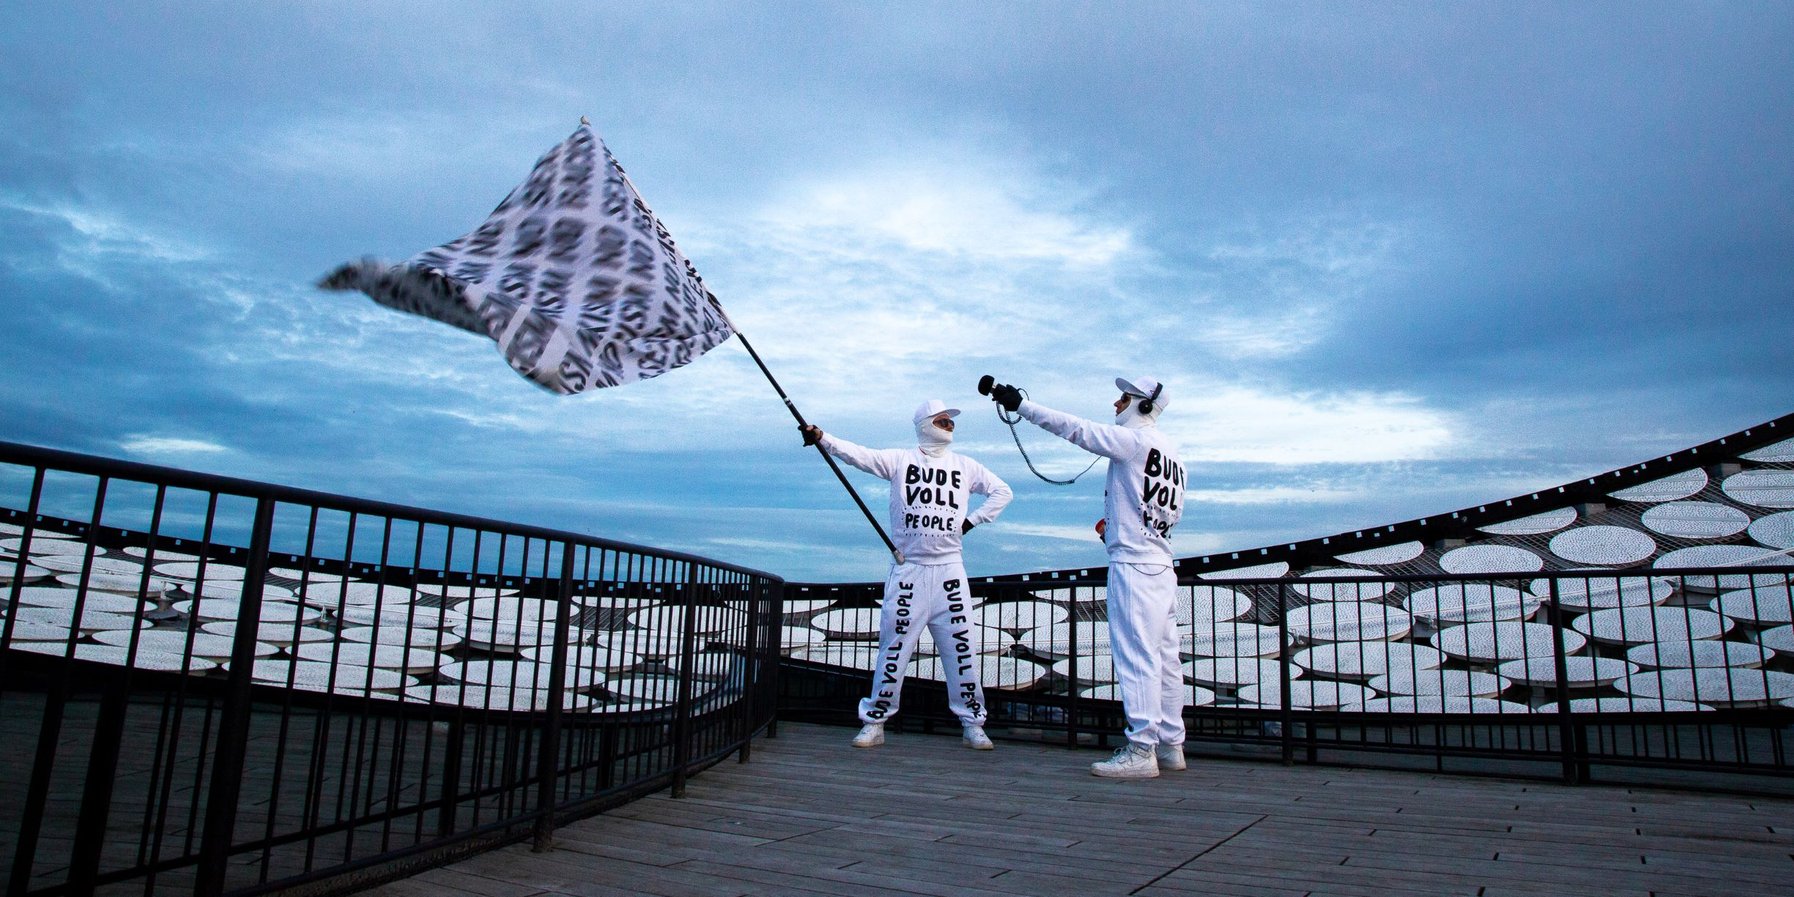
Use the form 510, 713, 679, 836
706, 295, 904, 565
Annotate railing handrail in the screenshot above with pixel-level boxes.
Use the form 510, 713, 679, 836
0, 438, 779, 581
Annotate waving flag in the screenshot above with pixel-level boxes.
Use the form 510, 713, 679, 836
320, 123, 733, 394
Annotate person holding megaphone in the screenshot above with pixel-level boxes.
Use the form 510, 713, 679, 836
980, 374, 1188, 778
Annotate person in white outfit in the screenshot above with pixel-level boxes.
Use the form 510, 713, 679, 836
800, 400, 1014, 750
986, 376, 1186, 778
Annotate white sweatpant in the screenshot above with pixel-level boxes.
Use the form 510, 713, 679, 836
858, 561, 988, 726
1107, 562, 1185, 746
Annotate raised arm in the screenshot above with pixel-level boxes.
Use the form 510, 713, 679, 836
1015, 399, 1145, 462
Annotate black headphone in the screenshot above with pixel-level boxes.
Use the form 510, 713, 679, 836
1138, 381, 1162, 415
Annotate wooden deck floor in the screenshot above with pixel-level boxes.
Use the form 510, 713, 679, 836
366, 723, 1794, 897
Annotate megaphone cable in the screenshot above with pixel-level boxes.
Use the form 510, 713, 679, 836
994, 388, 1100, 486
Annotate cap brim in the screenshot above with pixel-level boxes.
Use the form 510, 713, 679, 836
1115, 377, 1147, 398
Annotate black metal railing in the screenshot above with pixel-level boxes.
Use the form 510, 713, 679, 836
0, 441, 782, 896
778, 566, 1794, 790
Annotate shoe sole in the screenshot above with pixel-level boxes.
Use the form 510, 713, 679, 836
1091, 766, 1159, 779
964, 740, 994, 751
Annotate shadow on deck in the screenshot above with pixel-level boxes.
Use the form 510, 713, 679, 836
363, 722, 1794, 897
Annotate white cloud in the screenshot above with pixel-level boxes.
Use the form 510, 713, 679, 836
120, 435, 229, 455
1168, 385, 1457, 465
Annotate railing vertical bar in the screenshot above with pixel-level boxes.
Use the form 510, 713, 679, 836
532, 539, 577, 851
194, 494, 276, 896
1278, 582, 1294, 765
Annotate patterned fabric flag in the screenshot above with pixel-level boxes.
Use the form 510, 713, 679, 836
320, 124, 733, 394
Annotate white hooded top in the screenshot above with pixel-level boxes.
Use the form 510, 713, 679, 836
1015, 397, 1185, 564
818, 426, 1013, 565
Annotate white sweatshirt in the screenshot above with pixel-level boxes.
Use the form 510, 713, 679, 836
1015, 399, 1185, 564
819, 434, 1013, 564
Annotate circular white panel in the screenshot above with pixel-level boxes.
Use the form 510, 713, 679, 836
1495, 656, 1636, 687
1742, 436, 1794, 463
14, 606, 142, 632
301, 582, 415, 608
1182, 657, 1285, 688
153, 562, 247, 581
602, 674, 685, 704
341, 625, 463, 650
182, 581, 296, 602
11, 641, 216, 672
1439, 544, 1545, 574
295, 642, 442, 673
912, 656, 1046, 689
1051, 654, 1117, 684
1710, 585, 1794, 624
171, 598, 318, 624
808, 607, 883, 637
406, 683, 592, 711
1749, 511, 1794, 550
1626, 640, 1773, 669
1293, 642, 1446, 680
1572, 606, 1732, 645
1477, 507, 1577, 536
1181, 621, 1285, 658
455, 620, 577, 652
792, 643, 882, 670
1723, 470, 1794, 508
34, 555, 143, 576
1180, 586, 1255, 624
1369, 668, 1509, 698
1615, 669, 1794, 707
663, 650, 739, 680
268, 568, 348, 583
1284, 602, 1412, 643
1021, 621, 1112, 655
12, 587, 142, 613
123, 547, 202, 562
593, 630, 688, 659
1406, 584, 1540, 623
1235, 681, 1376, 710
57, 573, 172, 595
1757, 624, 1794, 653
11, 538, 88, 556
761, 597, 841, 615
1081, 683, 1217, 707
977, 600, 1069, 631
1641, 502, 1751, 540
1432, 621, 1584, 661
1610, 469, 1708, 503
1334, 541, 1425, 566
462, 597, 560, 623
0, 564, 53, 584
203, 620, 335, 647
92, 629, 278, 659
1654, 545, 1794, 590
1291, 569, 1391, 602
1196, 561, 1289, 581
519, 642, 642, 671
439, 659, 605, 690
1537, 576, 1673, 610
1566, 696, 1712, 712
1548, 527, 1657, 566
631, 605, 746, 636
772, 625, 826, 651
339, 604, 468, 628
1349, 696, 1530, 714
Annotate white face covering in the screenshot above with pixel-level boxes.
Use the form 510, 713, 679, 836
1115, 396, 1158, 429
916, 416, 954, 456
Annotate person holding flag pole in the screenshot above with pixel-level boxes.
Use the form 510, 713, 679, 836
799, 401, 1012, 749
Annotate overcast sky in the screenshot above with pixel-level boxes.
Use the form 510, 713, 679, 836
2, 2, 1790, 582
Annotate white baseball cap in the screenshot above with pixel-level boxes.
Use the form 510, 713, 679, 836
1115, 376, 1168, 411
912, 399, 962, 425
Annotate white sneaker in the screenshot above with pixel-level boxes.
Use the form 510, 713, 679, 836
1091, 742, 1158, 778
851, 723, 885, 748
1156, 743, 1186, 771
962, 725, 994, 750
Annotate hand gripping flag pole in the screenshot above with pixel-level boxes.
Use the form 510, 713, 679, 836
318, 120, 901, 562
704, 297, 903, 564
